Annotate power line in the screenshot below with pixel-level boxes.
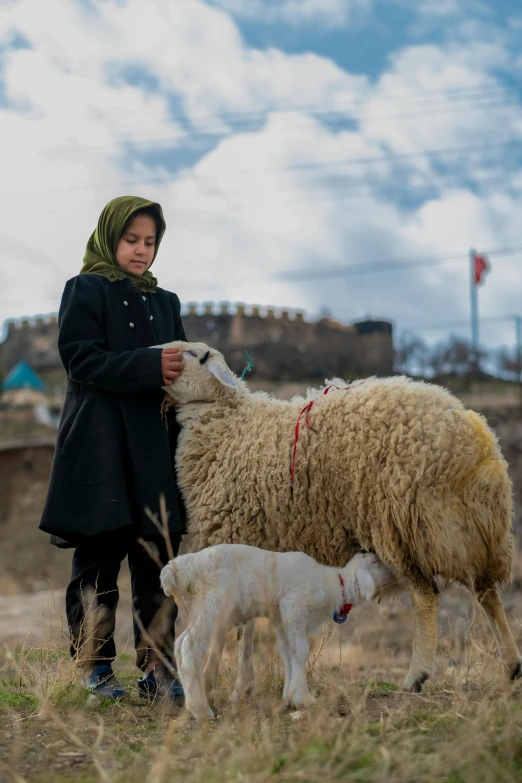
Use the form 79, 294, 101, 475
402, 315, 521, 331
219, 168, 522, 209
107, 82, 517, 140
7, 83, 515, 165
4, 136, 522, 196
185, 82, 511, 123
87, 88, 515, 147
3, 81, 520, 195
159, 244, 522, 295
279, 139, 522, 175
274, 246, 522, 283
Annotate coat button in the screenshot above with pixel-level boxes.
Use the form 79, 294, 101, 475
150, 315, 154, 321
129, 322, 135, 328
123, 300, 129, 306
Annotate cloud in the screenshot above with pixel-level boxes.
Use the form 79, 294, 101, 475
208, 0, 371, 28
357, 42, 520, 157
0, 0, 521, 356
101, 0, 368, 127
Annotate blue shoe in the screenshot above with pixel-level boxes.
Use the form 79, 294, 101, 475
137, 664, 184, 705
83, 664, 127, 701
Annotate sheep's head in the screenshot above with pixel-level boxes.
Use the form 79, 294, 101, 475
158, 341, 243, 405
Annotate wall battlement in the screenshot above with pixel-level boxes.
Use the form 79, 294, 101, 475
1, 303, 394, 382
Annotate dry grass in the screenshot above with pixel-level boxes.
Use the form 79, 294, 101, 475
2, 589, 522, 783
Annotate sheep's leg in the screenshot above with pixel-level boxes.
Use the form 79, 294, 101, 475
475, 579, 522, 681
231, 619, 256, 703
279, 606, 314, 708
404, 588, 439, 693
176, 611, 216, 719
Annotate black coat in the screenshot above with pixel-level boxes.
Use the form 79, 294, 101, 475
39, 274, 187, 546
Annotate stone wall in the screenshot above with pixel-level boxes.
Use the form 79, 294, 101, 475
1, 316, 60, 373
1, 305, 394, 383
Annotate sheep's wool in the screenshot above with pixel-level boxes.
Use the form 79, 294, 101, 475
174, 372, 513, 590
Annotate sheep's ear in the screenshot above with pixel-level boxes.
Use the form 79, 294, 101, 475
207, 358, 238, 390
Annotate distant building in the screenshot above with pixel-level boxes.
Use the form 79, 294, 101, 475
0, 305, 394, 389
1, 361, 47, 406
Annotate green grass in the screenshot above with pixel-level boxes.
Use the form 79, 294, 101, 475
0, 682, 39, 709
2, 657, 522, 783
2, 602, 522, 783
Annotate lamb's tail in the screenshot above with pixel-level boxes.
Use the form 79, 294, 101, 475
160, 554, 197, 600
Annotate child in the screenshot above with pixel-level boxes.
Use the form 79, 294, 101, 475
40, 195, 187, 702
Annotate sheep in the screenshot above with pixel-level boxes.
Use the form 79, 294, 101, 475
161, 545, 395, 718
160, 341, 520, 694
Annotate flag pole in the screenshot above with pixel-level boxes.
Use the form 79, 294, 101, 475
515, 315, 522, 410
470, 248, 479, 373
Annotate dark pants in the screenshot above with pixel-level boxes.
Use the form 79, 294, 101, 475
65, 529, 182, 671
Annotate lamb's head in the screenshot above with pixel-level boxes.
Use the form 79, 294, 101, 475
159, 341, 244, 405
344, 552, 396, 602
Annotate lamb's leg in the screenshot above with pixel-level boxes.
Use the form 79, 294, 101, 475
404, 587, 439, 693
273, 623, 294, 702
279, 606, 314, 708
475, 579, 522, 681
174, 628, 188, 672
204, 611, 233, 692
176, 612, 215, 719
231, 619, 256, 702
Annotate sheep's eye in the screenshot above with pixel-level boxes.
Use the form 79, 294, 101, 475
185, 349, 198, 358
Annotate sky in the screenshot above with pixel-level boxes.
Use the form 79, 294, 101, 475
1, 0, 522, 353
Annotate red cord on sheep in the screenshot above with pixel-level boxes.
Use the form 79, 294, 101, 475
290, 384, 350, 484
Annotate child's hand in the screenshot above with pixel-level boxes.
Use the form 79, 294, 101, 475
162, 347, 184, 385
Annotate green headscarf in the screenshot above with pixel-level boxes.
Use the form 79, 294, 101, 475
80, 195, 166, 293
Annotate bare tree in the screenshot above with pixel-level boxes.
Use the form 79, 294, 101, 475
428, 335, 488, 378
395, 332, 430, 376
496, 348, 522, 382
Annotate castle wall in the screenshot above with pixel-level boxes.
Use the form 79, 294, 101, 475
2, 317, 60, 374
1, 305, 394, 383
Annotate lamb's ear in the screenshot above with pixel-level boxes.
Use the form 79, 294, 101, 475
207, 358, 238, 390
354, 568, 377, 601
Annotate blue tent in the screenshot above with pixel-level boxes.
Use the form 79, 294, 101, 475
1, 361, 46, 392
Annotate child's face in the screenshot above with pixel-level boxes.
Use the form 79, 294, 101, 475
115, 213, 156, 275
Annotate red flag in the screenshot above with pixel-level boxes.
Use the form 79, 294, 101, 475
473, 253, 490, 285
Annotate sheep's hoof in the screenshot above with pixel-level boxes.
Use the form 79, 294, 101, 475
191, 706, 215, 720
403, 671, 428, 693
287, 692, 315, 709
510, 660, 522, 681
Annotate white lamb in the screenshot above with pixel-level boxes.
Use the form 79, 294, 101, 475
160, 544, 394, 719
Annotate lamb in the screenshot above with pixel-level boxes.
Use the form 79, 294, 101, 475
161, 545, 394, 718
159, 341, 520, 695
